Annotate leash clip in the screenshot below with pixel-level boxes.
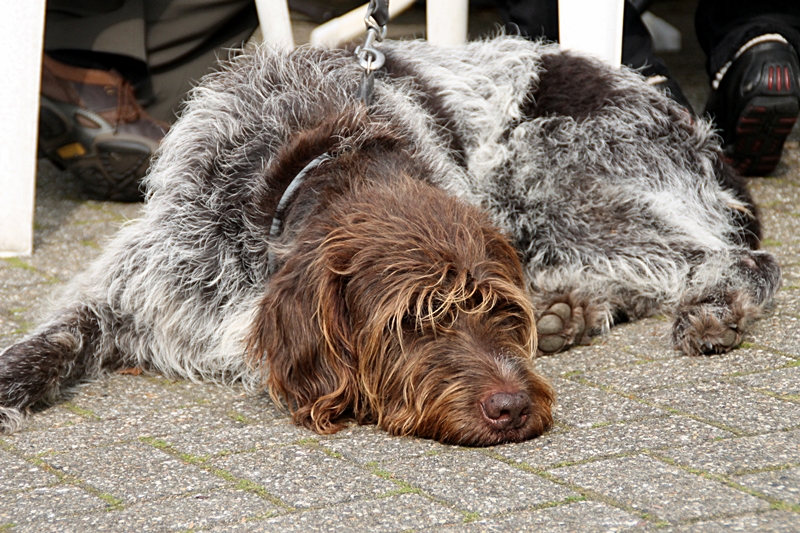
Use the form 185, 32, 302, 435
355, 0, 389, 104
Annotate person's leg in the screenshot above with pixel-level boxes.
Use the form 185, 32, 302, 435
41, 0, 167, 201
696, 0, 800, 78
698, 0, 800, 175
619, 1, 693, 112
40, 0, 258, 200
493, 0, 558, 40
143, 0, 259, 122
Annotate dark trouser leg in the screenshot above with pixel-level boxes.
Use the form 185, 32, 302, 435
695, 0, 800, 78
44, 0, 258, 122
144, 0, 258, 122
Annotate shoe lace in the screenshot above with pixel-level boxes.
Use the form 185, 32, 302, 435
114, 77, 142, 127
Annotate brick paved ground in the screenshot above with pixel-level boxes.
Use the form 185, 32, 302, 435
2, 1, 799, 531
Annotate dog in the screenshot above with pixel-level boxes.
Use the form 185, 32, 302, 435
0, 43, 557, 446
0, 36, 782, 444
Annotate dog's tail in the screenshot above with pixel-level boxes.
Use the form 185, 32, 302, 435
0, 303, 119, 433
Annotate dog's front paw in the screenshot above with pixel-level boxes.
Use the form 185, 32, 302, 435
671, 290, 760, 355
536, 301, 589, 354
672, 308, 741, 355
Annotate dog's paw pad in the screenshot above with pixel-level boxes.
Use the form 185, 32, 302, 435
538, 333, 567, 354
537, 302, 584, 354
546, 302, 572, 324
699, 326, 740, 354
719, 327, 739, 348
537, 313, 564, 336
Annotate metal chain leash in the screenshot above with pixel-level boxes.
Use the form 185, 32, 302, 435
355, 0, 389, 105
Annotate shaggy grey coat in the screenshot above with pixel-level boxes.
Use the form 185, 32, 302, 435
380, 38, 780, 354
0, 36, 781, 433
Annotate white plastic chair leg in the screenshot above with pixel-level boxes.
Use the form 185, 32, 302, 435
559, 0, 625, 67
0, 2, 46, 257
426, 0, 469, 47
254, 0, 295, 48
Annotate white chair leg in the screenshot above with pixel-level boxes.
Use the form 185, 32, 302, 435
0, 2, 46, 257
254, 0, 295, 48
426, 0, 468, 47
559, 0, 625, 67
310, 0, 416, 48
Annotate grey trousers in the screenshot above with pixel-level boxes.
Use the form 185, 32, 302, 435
45, 0, 259, 122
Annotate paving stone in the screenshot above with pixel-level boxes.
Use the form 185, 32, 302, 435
658, 430, 800, 475
213, 444, 397, 509
0, 448, 58, 492
549, 455, 769, 523
0, 485, 108, 525
206, 493, 463, 532
156, 380, 289, 424
319, 424, 450, 466
25, 223, 119, 282
494, 416, 733, 469
773, 259, 800, 283
637, 382, 800, 433
210, 390, 290, 425
732, 365, 800, 397
68, 374, 197, 419
430, 500, 646, 532
12, 405, 87, 433
751, 305, 800, 356
384, 450, 576, 515
772, 289, 800, 320
0, 260, 55, 288
11, 488, 276, 533
582, 350, 792, 392
663, 510, 800, 532
0, 284, 53, 334
735, 467, 800, 505
6, 405, 237, 455
552, 378, 664, 429
42, 442, 227, 503
534, 329, 649, 379
162, 419, 310, 457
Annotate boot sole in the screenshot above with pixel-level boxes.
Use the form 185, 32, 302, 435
728, 97, 799, 176
39, 96, 156, 201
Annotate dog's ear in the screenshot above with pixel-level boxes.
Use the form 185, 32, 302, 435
246, 241, 358, 434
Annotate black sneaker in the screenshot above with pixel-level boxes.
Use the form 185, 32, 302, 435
705, 37, 800, 176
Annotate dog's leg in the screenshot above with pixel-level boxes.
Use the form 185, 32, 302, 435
532, 292, 615, 354
672, 250, 781, 355
0, 303, 124, 432
713, 155, 763, 249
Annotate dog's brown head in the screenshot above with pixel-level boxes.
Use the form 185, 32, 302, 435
248, 173, 553, 446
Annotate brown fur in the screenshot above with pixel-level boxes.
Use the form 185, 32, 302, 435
246, 172, 554, 446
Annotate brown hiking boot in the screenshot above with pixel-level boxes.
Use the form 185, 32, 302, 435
39, 55, 169, 201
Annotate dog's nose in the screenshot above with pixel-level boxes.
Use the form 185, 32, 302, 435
481, 391, 531, 430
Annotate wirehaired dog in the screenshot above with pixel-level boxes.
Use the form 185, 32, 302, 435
0, 36, 782, 442
0, 44, 555, 446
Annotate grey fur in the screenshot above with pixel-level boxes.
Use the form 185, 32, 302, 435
0, 36, 781, 433
379, 38, 780, 348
